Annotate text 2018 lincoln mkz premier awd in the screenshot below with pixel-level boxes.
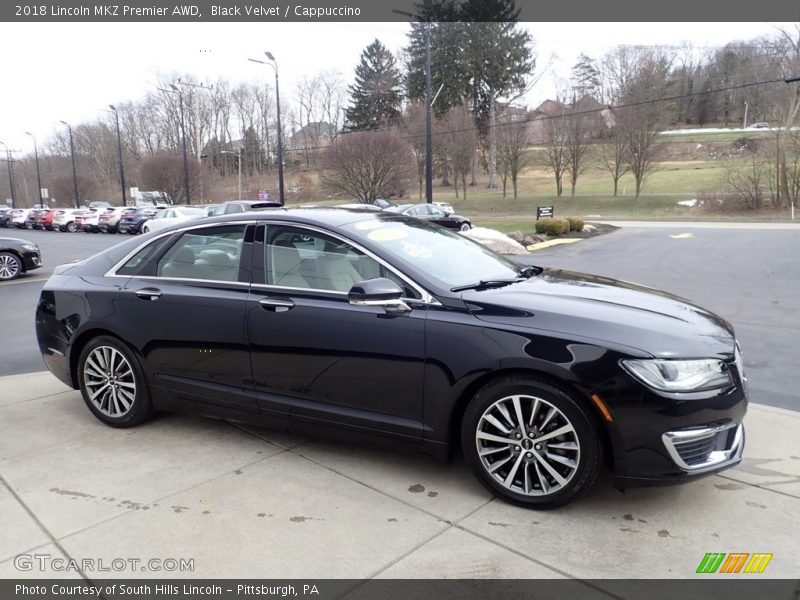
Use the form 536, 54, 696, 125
35, 208, 746, 508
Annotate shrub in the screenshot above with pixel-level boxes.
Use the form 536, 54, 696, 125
565, 217, 585, 232
535, 217, 569, 236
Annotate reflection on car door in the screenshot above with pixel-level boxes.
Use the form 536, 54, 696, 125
119, 224, 256, 412
246, 223, 427, 440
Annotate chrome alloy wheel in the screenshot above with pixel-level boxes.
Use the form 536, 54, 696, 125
83, 346, 137, 417
475, 395, 580, 496
0, 254, 20, 280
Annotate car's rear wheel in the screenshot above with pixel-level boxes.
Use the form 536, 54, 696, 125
77, 336, 153, 428
0, 252, 22, 281
66, 221, 77, 233
461, 375, 600, 509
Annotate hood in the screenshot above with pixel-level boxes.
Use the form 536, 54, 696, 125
461, 268, 735, 360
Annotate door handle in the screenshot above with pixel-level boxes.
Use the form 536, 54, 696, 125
258, 297, 295, 311
135, 288, 162, 301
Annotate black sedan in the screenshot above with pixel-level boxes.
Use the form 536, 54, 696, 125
1, 237, 42, 281
389, 203, 472, 231
35, 209, 746, 508
117, 207, 157, 234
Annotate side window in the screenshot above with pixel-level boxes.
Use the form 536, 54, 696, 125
116, 237, 172, 276
265, 226, 420, 298
225, 204, 242, 214
156, 225, 246, 282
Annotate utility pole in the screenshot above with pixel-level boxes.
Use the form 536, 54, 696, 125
160, 85, 192, 204
221, 148, 242, 200
0, 141, 16, 209
59, 121, 80, 208
425, 15, 433, 204
177, 80, 213, 202
107, 106, 128, 207
24, 132, 44, 206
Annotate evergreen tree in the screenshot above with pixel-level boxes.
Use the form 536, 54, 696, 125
345, 39, 403, 131
571, 53, 601, 100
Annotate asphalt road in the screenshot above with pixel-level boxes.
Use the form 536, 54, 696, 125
1, 224, 797, 412
516, 225, 799, 412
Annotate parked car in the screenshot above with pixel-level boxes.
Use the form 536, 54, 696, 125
36, 209, 747, 508
203, 203, 222, 217
750, 122, 769, 129
72, 209, 99, 233
389, 203, 472, 231
370, 198, 396, 209
24, 209, 49, 230
142, 206, 207, 233
89, 201, 113, 209
117, 207, 158, 234
80, 207, 118, 233
0, 207, 12, 228
52, 209, 79, 232
215, 200, 283, 215
34, 209, 59, 231
9, 208, 32, 229
434, 201, 455, 215
98, 207, 128, 233
0, 236, 42, 281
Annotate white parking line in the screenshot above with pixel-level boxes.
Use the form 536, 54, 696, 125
0, 276, 49, 286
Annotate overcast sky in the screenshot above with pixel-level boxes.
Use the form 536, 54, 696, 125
0, 21, 788, 155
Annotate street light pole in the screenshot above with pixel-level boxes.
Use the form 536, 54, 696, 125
24, 132, 44, 206
0, 141, 16, 209
424, 19, 433, 204
249, 52, 285, 205
108, 106, 128, 207
221, 148, 242, 201
59, 121, 80, 208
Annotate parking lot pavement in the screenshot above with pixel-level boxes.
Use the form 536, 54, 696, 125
1, 372, 799, 579
516, 226, 800, 412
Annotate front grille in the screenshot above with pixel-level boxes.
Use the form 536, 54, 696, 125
663, 423, 744, 472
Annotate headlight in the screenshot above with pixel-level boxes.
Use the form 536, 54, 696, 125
21, 244, 38, 252
620, 358, 733, 392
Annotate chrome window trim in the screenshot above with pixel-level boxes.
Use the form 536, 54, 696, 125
259, 220, 440, 306
103, 220, 256, 280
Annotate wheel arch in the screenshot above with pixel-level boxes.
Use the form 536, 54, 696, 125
68, 328, 138, 389
446, 367, 613, 466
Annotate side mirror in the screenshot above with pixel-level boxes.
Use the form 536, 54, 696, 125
348, 278, 410, 313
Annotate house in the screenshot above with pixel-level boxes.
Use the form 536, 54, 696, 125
286, 122, 335, 161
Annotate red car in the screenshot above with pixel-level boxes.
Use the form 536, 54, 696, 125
34, 209, 58, 230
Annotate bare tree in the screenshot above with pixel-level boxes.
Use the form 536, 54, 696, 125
496, 116, 531, 198
541, 111, 569, 197
724, 147, 769, 209
402, 102, 427, 200
600, 126, 629, 197
320, 131, 414, 202
139, 152, 200, 203
564, 103, 597, 197
444, 105, 478, 200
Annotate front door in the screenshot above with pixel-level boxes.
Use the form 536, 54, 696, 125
246, 223, 427, 440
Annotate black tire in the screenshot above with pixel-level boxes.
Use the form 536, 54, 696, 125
0, 251, 23, 281
461, 375, 601, 509
66, 221, 77, 233
77, 336, 153, 428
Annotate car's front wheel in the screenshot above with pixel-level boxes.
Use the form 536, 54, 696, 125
77, 336, 153, 428
0, 252, 22, 281
66, 221, 77, 233
460, 222, 471, 232
461, 375, 600, 509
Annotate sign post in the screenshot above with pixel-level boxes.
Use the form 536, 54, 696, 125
536, 205, 554, 220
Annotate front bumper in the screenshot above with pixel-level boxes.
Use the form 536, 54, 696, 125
21, 250, 42, 272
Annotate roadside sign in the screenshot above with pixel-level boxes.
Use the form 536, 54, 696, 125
41, 188, 49, 199
537, 205, 554, 220
257, 190, 270, 201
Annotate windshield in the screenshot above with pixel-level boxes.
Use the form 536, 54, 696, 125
343, 216, 520, 289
